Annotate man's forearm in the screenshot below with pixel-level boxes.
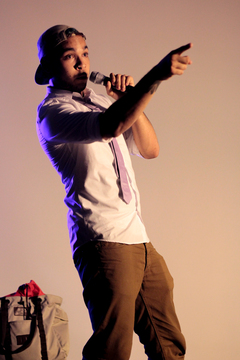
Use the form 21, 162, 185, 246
99, 43, 192, 139
99, 66, 161, 139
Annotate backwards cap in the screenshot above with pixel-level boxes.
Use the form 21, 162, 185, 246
35, 25, 85, 85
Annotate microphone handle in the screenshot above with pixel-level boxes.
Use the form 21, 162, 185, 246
102, 77, 133, 93
90, 72, 133, 93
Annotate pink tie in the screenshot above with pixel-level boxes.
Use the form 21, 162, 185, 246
76, 97, 132, 204
109, 138, 132, 204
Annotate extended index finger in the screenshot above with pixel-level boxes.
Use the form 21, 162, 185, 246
172, 43, 193, 55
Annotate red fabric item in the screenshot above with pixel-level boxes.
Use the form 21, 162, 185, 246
6, 280, 45, 297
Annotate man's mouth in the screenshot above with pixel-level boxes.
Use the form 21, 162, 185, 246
76, 72, 88, 80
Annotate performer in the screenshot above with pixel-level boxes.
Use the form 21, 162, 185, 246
35, 25, 192, 360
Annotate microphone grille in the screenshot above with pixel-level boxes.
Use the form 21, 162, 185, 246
89, 71, 105, 85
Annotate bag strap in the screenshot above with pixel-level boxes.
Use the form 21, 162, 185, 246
0, 297, 48, 360
0, 297, 37, 357
35, 298, 48, 360
0, 298, 12, 360
0, 298, 8, 349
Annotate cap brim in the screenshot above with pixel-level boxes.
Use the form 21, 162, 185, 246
35, 64, 50, 85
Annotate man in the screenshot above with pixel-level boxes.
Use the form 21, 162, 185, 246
35, 25, 192, 360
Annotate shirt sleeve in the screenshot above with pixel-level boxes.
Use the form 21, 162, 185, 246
37, 97, 103, 144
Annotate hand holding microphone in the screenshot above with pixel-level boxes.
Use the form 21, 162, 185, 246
90, 71, 134, 98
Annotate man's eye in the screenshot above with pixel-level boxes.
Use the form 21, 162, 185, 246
83, 52, 89, 57
63, 54, 73, 60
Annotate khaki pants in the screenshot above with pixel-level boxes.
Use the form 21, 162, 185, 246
74, 242, 186, 360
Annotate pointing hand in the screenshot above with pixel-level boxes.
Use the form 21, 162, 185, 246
157, 43, 193, 81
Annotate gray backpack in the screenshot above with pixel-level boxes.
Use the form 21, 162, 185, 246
0, 281, 69, 360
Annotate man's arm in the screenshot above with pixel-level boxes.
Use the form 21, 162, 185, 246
131, 113, 159, 159
98, 43, 193, 155
102, 73, 160, 159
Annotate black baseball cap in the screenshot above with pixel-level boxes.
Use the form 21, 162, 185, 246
35, 25, 85, 85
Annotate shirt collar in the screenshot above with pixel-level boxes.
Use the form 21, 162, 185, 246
46, 86, 93, 101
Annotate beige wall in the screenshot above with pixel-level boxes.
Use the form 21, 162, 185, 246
1, 1, 239, 359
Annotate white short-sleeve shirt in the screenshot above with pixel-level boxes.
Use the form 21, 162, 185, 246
37, 87, 149, 257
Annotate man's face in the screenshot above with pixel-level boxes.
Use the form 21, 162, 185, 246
50, 35, 90, 94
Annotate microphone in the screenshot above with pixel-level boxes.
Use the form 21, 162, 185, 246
89, 71, 133, 93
